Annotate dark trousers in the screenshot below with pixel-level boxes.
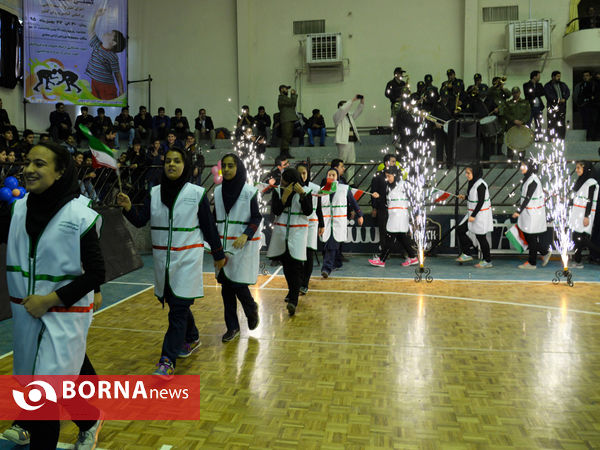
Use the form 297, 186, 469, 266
280, 121, 293, 152
522, 232, 548, 265
322, 236, 342, 274
301, 248, 315, 289
547, 104, 566, 139
580, 104, 599, 141
457, 221, 491, 262
572, 231, 600, 263
161, 289, 199, 367
380, 232, 417, 261
529, 106, 544, 135
218, 271, 258, 332
278, 249, 303, 306
434, 129, 452, 164
21, 354, 98, 449
375, 209, 389, 256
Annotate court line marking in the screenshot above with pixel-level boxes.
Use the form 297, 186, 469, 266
258, 265, 282, 289
107, 281, 154, 286
0, 438, 107, 450
159, 446, 173, 450
312, 274, 600, 284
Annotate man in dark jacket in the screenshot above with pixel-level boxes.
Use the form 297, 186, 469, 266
523, 70, 545, 134
134, 105, 153, 145
49, 102, 72, 141
573, 70, 598, 141
278, 84, 297, 158
194, 108, 216, 149
306, 109, 326, 146
544, 71, 570, 140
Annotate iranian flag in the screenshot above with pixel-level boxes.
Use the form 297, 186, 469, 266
432, 188, 451, 203
319, 179, 337, 195
78, 124, 117, 170
505, 224, 528, 253
350, 188, 366, 201
254, 182, 275, 194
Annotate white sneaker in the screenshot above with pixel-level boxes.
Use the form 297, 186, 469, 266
541, 250, 552, 267
74, 415, 104, 450
2, 424, 30, 445
518, 262, 536, 270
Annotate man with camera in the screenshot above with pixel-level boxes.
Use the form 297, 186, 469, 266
278, 84, 297, 158
333, 95, 364, 182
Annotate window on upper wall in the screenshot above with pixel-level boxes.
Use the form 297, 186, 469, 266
482, 6, 519, 22
293, 20, 325, 35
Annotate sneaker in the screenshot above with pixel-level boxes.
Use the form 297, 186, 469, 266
152, 356, 174, 377
474, 260, 493, 269
369, 257, 385, 267
74, 414, 104, 450
178, 339, 201, 358
569, 261, 584, 269
2, 424, 30, 445
321, 271, 329, 279
284, 297, 289, 303
542, 250, 552, 267
299, 286, 308, 295
248, 306, 260, 330
287, 302, 296, 316
222, 329, 240, 343
456, 253, 473, 263
401, 257, 419, 267
518, 262, 536, 270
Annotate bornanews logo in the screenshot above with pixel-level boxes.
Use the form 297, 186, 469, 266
1, 376, 200, 420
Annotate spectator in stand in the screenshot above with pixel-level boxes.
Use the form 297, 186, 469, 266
184, 132, 204, 185
194, 108, 216, 149
0, 127, 17, 152
15, 130, 35, 160
80, 154, 98, 201
5, 149, 19, 177
254, 106, 271, 144
114, 106, 135, 147
91, 107, 113, 138
74, 106, 95, 146
333, 96, 363, 182
152, 107, 170, 141
0, 98, 18, 139
523, 70, 546, 134
49, 102, 72, 141
263, 155, 289, 186
272, 112, 281, 139
125, 138, 146, 202
580, 6, 599, 29
236, 105, 253, 139
293, 111, 307, 147
162, 130, 183, 154
61, 134, 78, 155
134, 105, 153, 146
145, 138, 163, 190
574, 70, 599, 141
544, 71, 570, 140
38, 134, 51, 144
0, 149, 6, 177
306, 109, 326, 147
171, 108, 190, 142
278, 84, 297, 159
102, 127, 118, 149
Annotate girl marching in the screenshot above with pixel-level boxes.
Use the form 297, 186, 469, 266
369, 166, 418, 267
512, 160, 551, 269
455, 165, 494, 268
214, 153, 262, 342
296, 162, 320, 295
267, 168, 313, 316
569, 161, 599, 268
117, 147, 226, 375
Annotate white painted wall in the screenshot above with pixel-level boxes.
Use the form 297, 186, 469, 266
0, 0, 585, 133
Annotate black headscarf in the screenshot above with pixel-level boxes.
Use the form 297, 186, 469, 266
522, 159, 538, 182
221, 153, 247, 213
384, 166, 398, 189
26, 142, 80, 240
160, 147, 192, 210
295, 162, 310, 187
573, 161, 593, 192
281, 168, 303, 186
466, 165, 483, 194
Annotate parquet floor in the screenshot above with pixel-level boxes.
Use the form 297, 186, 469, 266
1, 273, 600, 449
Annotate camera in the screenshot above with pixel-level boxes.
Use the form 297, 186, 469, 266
356, 94, 364, 99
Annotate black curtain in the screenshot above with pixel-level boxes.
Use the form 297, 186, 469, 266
0, 9, 21, 89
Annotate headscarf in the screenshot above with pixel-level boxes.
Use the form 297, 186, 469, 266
295, 161, 310, 187
281, 167, 302, 186
573, 161, 593, 192
522, 159, 538, 182
221, 153, 247, 213
466, 164, 483, 194
160, 147, 192, 210
383, 165, 398, 189
26, 142, 80, 240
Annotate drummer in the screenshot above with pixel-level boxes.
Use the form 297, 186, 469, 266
485, 77, 511, 157
500, 87, 531, 160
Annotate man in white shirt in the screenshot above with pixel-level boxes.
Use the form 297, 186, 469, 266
333, 95, 364, 182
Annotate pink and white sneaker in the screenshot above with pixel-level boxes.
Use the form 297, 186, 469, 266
402, 257, 419, 267
368, 257, 385, 267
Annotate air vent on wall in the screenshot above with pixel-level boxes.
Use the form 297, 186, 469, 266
483, 6, 518, 22
293, 20, 325, 35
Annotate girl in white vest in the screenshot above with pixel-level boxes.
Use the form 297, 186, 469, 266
512, 160, 551, 269
267, 168, 313, 316
2, 142, 105, 448
455, 165, 494, 268
369, 166, 418, 267
214, 154, 262, 342
317, 168, 364, 278
296, 162, 319, 295
117, 148, 226, 376
569, 161, 600, 268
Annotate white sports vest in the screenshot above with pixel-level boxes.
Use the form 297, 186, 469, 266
150, 183, 206, 299
569, 177, 598, 234
320, 184, 349, 242
465, 178, 493, 235
306, 182, 320, 250
214, 183, 262, 285
386, 181, 410, 233
7, 195, 99, 375
267, 189, 309, 261
518, 174, 547, 234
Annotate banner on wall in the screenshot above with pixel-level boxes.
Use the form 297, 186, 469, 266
23, 0, 127, 106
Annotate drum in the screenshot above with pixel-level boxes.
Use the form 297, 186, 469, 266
479, 116, 501, 137
506, 125, 534, 150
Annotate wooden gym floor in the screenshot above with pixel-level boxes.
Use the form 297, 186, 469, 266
1, 272, 600, 449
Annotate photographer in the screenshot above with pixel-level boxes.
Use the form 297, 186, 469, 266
333, 95, 364, 182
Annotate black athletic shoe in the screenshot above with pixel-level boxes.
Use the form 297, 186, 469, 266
222, 329, 240, 343
321, 271, 329, 279
286, 302, 296, 316
299, 286, 308, 295
248, 306, 260, 330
